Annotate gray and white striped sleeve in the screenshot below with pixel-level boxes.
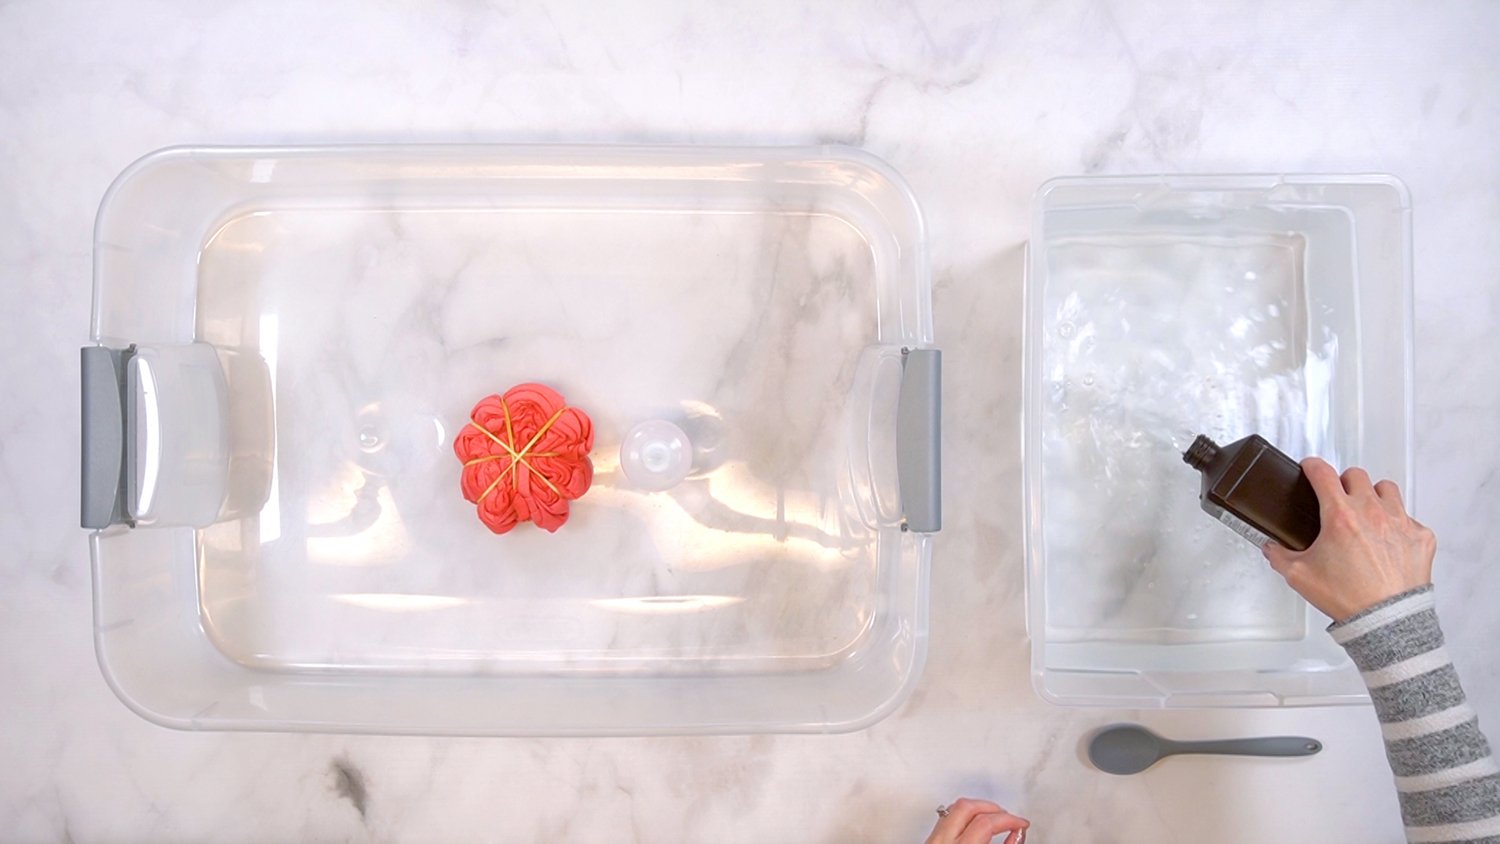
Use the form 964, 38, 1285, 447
1330, 585, 1500, 844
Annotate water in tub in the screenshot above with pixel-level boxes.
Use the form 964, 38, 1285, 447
1041, 234, 1337, 643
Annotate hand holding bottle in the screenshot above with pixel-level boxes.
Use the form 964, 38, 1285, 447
1263, 457, 1435, 622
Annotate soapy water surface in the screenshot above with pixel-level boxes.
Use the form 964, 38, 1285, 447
1041, 235, 1337, 642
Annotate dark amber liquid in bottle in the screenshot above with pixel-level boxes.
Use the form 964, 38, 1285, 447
1182, 434, 1321, 551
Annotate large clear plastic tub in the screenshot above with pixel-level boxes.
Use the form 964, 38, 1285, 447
82, 145, 940, 735
1025, 175, 1411, 708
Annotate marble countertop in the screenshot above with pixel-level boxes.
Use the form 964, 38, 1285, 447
2, 1, 1498, 841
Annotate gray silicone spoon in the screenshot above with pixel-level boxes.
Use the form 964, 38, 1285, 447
1088, 724, 1322, 775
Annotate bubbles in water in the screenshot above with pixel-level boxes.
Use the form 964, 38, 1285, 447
1040, 234, 1319, 639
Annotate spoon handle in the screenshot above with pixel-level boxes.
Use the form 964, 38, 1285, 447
1169, 736, 1323, 758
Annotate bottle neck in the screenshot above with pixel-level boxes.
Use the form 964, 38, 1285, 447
1183, 435, 1220, 470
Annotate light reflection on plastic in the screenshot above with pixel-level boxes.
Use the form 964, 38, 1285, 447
302, 461, 366, 525
306, 485, 410, 566
591, 446, 621, 474
589, 595, 746, 614
250, 159, 276, 183
1303, 333, 1339, 464
583, 476, 856, 574
331, 593, 470, 612
258, 314, 282, 544
704, 460, 779, 516
135, 360, 160, 518
700, 460, 846, 541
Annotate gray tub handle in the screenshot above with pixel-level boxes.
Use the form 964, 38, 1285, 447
81, 345, 133, 529
896, 348, 941, 533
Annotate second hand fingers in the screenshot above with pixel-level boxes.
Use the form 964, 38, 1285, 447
932, 799, 1005, 841
956, 812, 1029, 844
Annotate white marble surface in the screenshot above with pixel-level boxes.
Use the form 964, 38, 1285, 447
2, 0, 1498, 841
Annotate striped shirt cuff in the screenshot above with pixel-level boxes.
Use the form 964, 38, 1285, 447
1329, 585, 1436, 647
1329, 584, 1500, 843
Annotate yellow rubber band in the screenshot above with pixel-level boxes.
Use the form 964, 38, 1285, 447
502, 400, 519, 486
469, 401, 571, 505
468, 419, 512, 451
477, 469, 508, 503
516, 406, 568, 460
462, 446, 558, 467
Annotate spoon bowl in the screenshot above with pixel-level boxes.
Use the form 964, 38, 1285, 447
1089, 724, 1166, 775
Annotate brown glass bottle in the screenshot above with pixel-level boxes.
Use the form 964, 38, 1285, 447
1182, 434, 1321, 551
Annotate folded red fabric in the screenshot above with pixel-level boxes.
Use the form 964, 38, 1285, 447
454, 384, 595, 533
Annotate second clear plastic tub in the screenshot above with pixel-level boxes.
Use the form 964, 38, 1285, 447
1025, 174, 1412, 708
